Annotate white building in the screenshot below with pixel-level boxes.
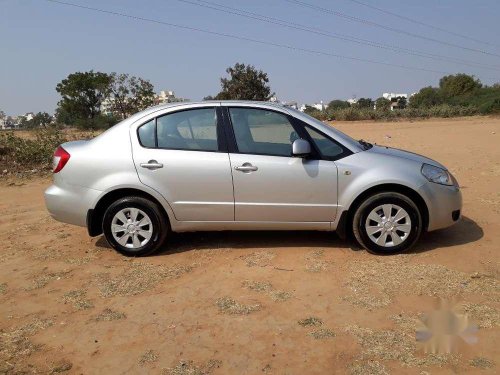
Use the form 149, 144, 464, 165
382, 93, 408, 110
347, 98, 358, 105
299, 101, 326, 112
282, 101, 298, 110
312, 101, 326, 111
100, 98, 116, 116
155, 90, 189, 105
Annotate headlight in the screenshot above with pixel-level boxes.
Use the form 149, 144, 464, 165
421, 163, 454, 186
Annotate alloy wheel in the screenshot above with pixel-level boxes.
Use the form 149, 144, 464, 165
111, 207, 153, 249
364, 204, 412, 247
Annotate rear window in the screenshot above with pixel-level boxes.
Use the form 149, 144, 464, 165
138, 108, 218, 152
138, 119, 156, 147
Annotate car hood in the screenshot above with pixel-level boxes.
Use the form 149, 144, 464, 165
367, 145, 446, 169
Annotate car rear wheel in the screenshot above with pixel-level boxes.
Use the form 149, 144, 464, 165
103, 196, 168, 257
352, 192, 422, 255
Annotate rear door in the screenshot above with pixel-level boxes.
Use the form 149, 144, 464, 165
132, 105, 234, 221
223, 106, 340, 222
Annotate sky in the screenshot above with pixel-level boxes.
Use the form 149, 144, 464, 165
1, 0, 500, 115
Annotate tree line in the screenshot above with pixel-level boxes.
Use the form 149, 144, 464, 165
305, 73, 500, 121
2, 65, 499, 130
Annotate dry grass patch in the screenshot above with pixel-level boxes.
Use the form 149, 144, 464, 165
92, 308, 126, 322
139, 349, 159, 365
469, 356, 495, 369
0, 317, 53, 370
0, 282, 6, 294
344, 315, 460, 368
298, 316, 335, 339
308, 328, 335, 340
240, 250, 275, 267
242, 279, 293, 302
460, 303, 499, 328
49, 359, 73, 373
61, 289, 94, 310
216, 297, 261, 315
305, 249, 331, 273
163, 359, 222, 375
268, 289, 292, 302
24, 269, 72, 291
349, 360, 388, 375
298, 317, 323, 327
242, 280, 272, 292
343, 257, 500, 309
97, 262, 194, 297
65, 254, 96, 266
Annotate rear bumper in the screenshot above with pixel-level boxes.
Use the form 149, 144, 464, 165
418, 182, 462, 231
44, 182, 102, 227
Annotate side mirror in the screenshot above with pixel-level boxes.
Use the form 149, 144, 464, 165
292, 139, 311, 158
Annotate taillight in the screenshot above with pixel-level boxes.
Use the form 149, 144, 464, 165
53, 146, 70, 173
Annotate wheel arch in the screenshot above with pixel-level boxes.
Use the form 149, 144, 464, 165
343, 183, 429, 237
87, 188, 172, 237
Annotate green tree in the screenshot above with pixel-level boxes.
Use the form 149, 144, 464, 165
327, 100, 350, 112
215, 63, 273, 100
409, 87, 443, 108
375, 97, 391, 111
108, 73, 156, 119
203, 95, 215, 101
396, 96, 407, 109
356, 98, 373, 108
55, 71, 112, 126
439, 74, 482, 98
21, 112, 53, 128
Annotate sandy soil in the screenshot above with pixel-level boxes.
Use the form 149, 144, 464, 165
0, 116, 499, 374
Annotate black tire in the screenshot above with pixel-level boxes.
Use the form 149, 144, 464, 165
102, 196, 168, 257
352, 192, 422, 255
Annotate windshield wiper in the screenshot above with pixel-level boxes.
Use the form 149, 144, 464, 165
358, 139, 373, 150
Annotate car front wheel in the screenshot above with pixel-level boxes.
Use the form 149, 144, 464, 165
352, 192, 422, 255
102, 196, 168, 256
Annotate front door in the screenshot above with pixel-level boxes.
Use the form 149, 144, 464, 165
225, 106, 339, 222
133, 106, 234, 221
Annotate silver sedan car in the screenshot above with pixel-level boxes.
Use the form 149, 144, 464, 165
45, 101, 462, 256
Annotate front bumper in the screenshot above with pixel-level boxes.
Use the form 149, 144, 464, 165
44, 182, 102, 227
418, 182, 462, 231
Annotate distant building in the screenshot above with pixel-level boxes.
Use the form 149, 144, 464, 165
282, 101, 298, 110
155, 90, 189, 105
312, 101, 326, 111
100, 98, 116, 117
298, 101, 326, 112
382, 93, 408, 110
101, 90, 189, 117
269, 96, 298, 110
347, 98, 358, 106
0, 115, 20, 130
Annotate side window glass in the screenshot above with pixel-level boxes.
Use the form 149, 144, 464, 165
229, 108, 296, 157
138, 119, 156, 148
304, 126, 345, 159
156, 108, 218, 151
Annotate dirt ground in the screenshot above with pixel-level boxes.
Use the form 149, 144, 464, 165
0, 116, 499, 374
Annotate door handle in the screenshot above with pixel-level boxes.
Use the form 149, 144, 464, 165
140, 160, 163, 170
234, 163, 258, 172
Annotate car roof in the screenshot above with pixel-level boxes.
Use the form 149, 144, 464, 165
145, 100, 286, 112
